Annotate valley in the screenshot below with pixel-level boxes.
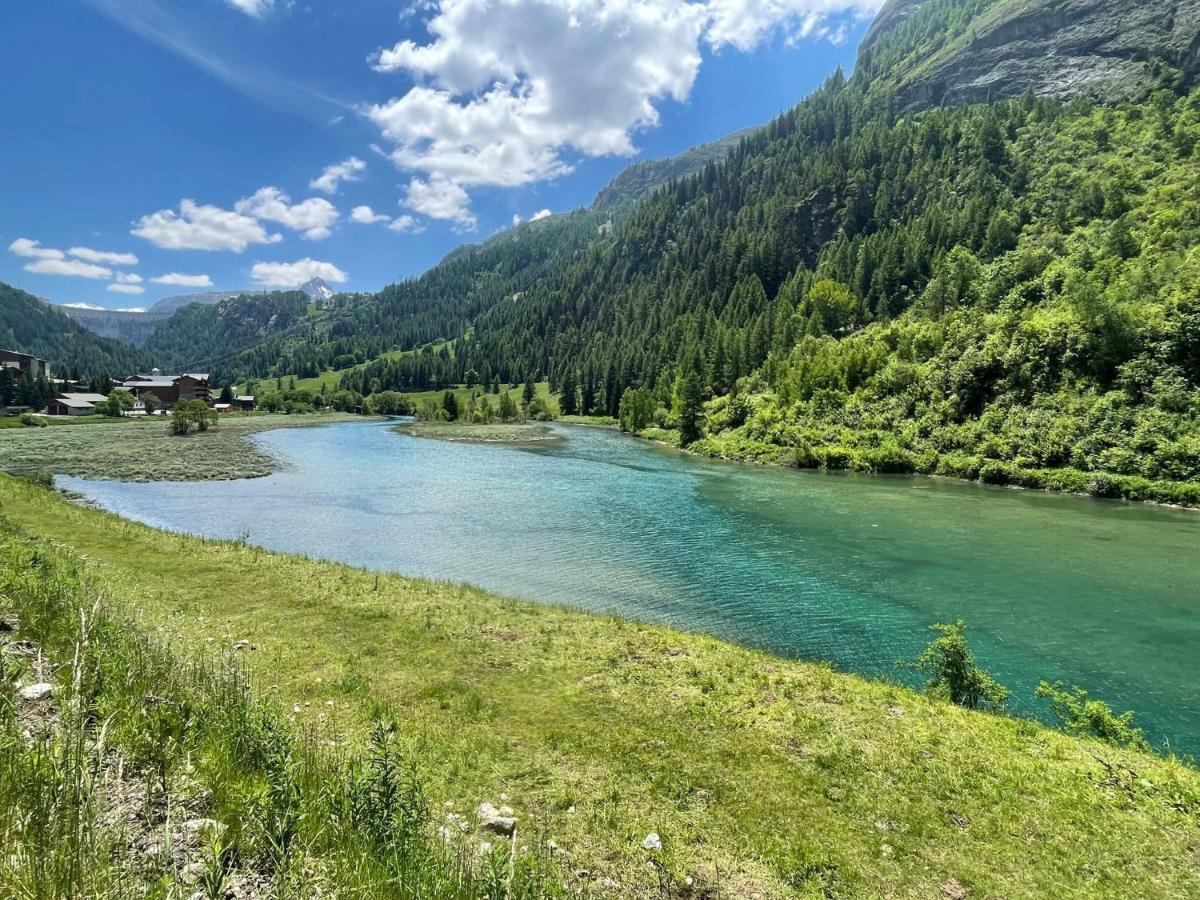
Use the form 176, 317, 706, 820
2, 0, 1200, 895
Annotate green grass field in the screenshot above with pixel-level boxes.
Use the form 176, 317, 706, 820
1, 475, 1197, 897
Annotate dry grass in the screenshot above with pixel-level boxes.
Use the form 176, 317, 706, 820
0, 413, 359, 482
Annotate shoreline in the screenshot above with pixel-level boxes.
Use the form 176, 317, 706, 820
604, 423, 1200, 513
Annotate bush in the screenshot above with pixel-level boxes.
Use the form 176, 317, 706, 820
18, 413, 45, 428
1036, 681, 1149, 749
908, 620, 1009, 710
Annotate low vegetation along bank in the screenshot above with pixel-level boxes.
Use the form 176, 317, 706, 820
1, 475, 1198, 898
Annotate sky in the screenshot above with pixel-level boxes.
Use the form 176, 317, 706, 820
0, 0, 880, 311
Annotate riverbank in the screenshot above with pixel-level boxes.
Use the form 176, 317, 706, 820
588, 420, 1200, 510
1, 474, 1197, 898
0, 412, 363, 482
396, 421, 564, 445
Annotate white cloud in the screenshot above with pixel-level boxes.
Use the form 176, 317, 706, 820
530, 208, 552, 221
8, 238, 64, 260
368, 0, 878, 225
151, 273, 214, 287
388, 214, 425, 234
224, 0, 273, 17
351, 205, 391, 225
133, 199, 282, 252
250, 258, 348, 288
705, 0, 878, 50
114, 272, 143, 284
350, 205, 425, 233
107, 283, 146, 295
235, 187, 339, 240
118, 306, 147, 312
62, 302, 104, 310
24, 258, 113, 279
403, 176, 475, 227
69, 246, 138, 266
311, 157, 367, 194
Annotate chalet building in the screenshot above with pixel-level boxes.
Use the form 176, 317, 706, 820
43, 392, 111, 416
233, 395, 256, 411
0, 349, 50, 380
119, 369, 211, 407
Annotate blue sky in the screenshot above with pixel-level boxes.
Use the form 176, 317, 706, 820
0, 0, 876, 310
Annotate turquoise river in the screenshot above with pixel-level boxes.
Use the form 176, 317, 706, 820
59, 420, 1200, 751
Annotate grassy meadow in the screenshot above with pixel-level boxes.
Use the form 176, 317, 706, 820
0, 412, 360, 482
1, 475, 1198, 897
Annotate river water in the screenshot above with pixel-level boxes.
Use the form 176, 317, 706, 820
58, 420, 1200, 751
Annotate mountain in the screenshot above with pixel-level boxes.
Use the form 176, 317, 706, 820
146, 290, 246, 317
326, 0, 1200, 504
0, 282, 154, 377
170, 127, 765, 388
592, 126, 761, 209
56, 306, 166, 347
857, 0, 1200, 109
57, 278, 338, 348
142, 291, 316, 378
299, 278, 335, 302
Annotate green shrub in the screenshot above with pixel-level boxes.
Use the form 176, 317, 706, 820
908, 620, 1009, 711
1036, 681, 1149, 749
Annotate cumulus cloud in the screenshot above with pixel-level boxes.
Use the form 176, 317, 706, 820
133, 199, 283, 252
403, 176, 475, 228
107, 283, 146, 295
69, 246, 138, 266
250, 258, 348, 288
368, 0, 878, 225
351, 205, 391, 224
151, 273, 214, 287
225, 0, 273, 17
24, 258, 113, 279
388, 214, 425, 234
8, 238, 64, 260
235, 187, 339, 240
311, 157, 367, 194
530, 208, 552, 221
114, 272, 143, 284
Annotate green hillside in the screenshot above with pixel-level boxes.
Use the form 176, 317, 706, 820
0, 282, 153, 380
141, 290, 317, 380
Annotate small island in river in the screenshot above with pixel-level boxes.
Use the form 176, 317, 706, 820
395, 421, 565, 446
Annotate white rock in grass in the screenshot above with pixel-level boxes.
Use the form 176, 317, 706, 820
477, 801, 517, 836
18, 682, 54, 702
641, 832, 662, 851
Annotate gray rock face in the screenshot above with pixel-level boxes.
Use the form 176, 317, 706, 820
859, 0, 1200, 109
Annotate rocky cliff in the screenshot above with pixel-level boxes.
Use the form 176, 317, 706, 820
858, 0, 1200, 108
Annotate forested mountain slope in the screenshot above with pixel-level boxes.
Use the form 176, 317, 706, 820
179, 128, 765, 387
346, 0, 1199, 504
141, 290, 317, 376
0, 282, 153, 378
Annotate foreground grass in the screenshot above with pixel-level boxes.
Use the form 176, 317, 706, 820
1, 476, 1198, 897
0, 504, 559, 898
0, 412, 360, 482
